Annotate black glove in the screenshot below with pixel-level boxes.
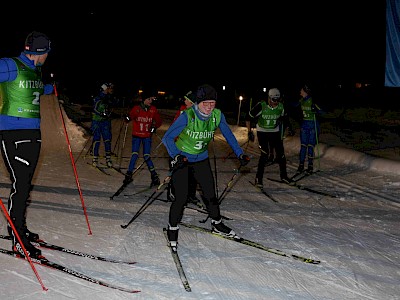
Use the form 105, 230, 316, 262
102, 108, 110, 117
239, 154, 250, 166
170, 154, 188, 172
311, 104, 317, 112
248, 131, 255, 142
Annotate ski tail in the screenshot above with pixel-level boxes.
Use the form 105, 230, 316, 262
163, 228, 191, 292
0, 247, 140, 293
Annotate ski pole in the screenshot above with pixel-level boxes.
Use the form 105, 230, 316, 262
110, 159, 149, 200
217, 165, 242, 205
212, 137, 219, 199
54, 83, 92, 235
0, 200, 48, 291
74, 132, 94, 163
199, 165, 242, 224
110, 139, 164, 200
74, 120, 101, 164
222, 140, 249, 162
120, 175, 171, 229
313, 113, 321, 170
117, 122, 129, 167
112, 116, 125, 158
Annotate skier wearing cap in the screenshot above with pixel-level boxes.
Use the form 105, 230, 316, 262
0, 31, 53, 258
162, 83, 250, 251
247, 88, 293, 189
91, 82, 118, 168
123, 89, 162, 187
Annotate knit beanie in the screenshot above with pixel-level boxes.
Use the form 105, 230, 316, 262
195, 84, 217, 104
141, 88, 158, 101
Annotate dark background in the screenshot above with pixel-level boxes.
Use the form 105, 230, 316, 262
1, 2, 398, 110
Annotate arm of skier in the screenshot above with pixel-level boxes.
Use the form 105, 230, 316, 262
219, 113, 244, 158
153, 108, 162, 129
162, 112, 187, 158
0, 58, 18, 83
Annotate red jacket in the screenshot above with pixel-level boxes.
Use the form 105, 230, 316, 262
173, 104, 189, 122
129, 103, 162, 138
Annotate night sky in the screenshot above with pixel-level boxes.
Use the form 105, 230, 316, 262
0, 2, 386, 102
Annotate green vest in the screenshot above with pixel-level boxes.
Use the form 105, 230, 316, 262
257, 101, 284, 129
92, 99, 109, 121
300, 97, 315, 121
175, 108, 221, 155
0, 58, 43, 118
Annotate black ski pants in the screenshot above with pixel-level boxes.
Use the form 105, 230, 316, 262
169, 158, 220, 227
0, 129, 41, 231
256, 130, 288, 179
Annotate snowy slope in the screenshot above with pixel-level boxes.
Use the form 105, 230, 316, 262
0, 96, 399, 300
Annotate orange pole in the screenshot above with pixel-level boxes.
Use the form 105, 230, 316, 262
0, 200, 48, 291
53, 83, 92, 235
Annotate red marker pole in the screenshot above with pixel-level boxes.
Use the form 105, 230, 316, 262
0, 200, 48, 291
53, 81, 92, 235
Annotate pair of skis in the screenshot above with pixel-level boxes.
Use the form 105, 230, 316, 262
260, 169, 337, 198
163, 222, 321, 292
180, 223, 321, 264
0, 235, 139, 293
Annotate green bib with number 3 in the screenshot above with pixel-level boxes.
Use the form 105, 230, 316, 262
175, 107, 221, 154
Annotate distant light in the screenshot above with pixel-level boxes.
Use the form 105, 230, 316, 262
222, 85, 226, 91
239, 96, 243, 101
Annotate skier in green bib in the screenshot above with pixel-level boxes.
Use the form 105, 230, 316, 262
247, 88, 293, 188
0, 31, 52, 259
162, 84, 250, 251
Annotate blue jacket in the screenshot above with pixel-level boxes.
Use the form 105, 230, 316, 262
0, 52, 53, 130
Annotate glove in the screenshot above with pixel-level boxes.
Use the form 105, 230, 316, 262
239, 154, 250, 166
170, 154, 188, 172
248, 131, 255, 142
311, 104, 317, 112
102, 108, 110, 117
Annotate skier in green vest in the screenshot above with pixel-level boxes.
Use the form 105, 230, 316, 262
162, 84, 250, 251
0, 31, 52, 259
247, 88, 293, 188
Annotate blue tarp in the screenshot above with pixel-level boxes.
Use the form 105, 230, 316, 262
385, 0, 400, 87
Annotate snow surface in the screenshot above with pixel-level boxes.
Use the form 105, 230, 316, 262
0, 95, 399, 300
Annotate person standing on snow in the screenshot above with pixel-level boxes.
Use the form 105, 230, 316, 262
0, 31, 53, 258
123, 88, 162, 187
91, 82, 118, 168
293, 84, 322, 175
246, 88, 293, 188
162, 83, 250, 251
